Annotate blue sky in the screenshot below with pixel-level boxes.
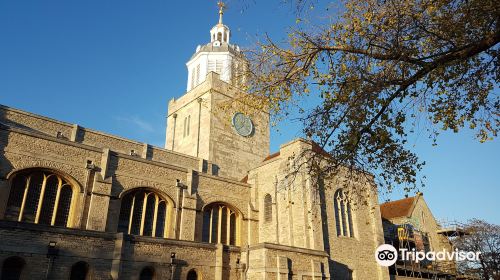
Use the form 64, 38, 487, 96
1, 0, 498, 225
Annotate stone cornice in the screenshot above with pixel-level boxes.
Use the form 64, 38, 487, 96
248, 242, 329, 257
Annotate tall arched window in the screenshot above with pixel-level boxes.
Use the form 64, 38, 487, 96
264, 194, 273, 222
70, 261, 89, 280
5, 170, 75, 227
334, 189, 354, 237
1, 256, 25, 280
139, 266, 154, 280
118, 189, 172, 238
202, 203, 240, 246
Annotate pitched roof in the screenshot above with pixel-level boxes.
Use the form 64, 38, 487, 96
240, 175, 248, 183
311, 141, 331, 158
263, 151, 280, 162
262, 141, 328, 163
380, 196, 416, 219
190, 42, 243, 60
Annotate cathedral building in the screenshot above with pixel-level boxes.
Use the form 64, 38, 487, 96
0, 4, 390, 280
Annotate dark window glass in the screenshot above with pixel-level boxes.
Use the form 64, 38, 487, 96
54, 185, 73, 227
23, 172, 44, 223
5, 176, 27, 221
155, 201, 166, 238
69, 261, 89, 280
139, 267, 154, 280
38, 175, 59, 225
143, 195, 156, 236
118, 195, 133, 233
187, 270, 198, 280
130, 192, 145, 235
1, 256, 25, 280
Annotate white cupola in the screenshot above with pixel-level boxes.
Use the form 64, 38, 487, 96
185, 1, 246, 92
210, 1, 230, 46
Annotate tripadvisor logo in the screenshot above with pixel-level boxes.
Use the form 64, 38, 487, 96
375, 244, 481, 267
375, 244, 398, 266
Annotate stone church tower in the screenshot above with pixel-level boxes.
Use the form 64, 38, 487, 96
165, 3, 270, 181
0, 2, 394, 280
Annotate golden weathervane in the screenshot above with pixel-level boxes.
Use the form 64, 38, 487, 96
217, 0, 226, 24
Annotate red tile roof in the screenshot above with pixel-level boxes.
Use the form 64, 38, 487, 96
240, 175, 248, 183
263, 141, 330, 163
311, 141, 332, 158
380, 197, 415, 219
263, 151, 280, 162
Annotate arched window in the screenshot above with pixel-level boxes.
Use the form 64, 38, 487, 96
217, 32, 222, 42
187, 269, 198, 280
202, 203, 240, 245
1, 256, 25, 280
118, 189, 171, 238
5, 170, 75, 227
264, 194, 272, 222
139, 266, 154, 280
70, 261, 89, 280
334, 189, 354, 237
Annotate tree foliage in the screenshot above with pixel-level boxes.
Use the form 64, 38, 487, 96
243, 0, 500, 193
453, 219, 500, 280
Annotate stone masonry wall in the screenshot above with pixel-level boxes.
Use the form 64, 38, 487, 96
248, 139, 389, 280
166, 72, 270, 181
0, 104, 253, 279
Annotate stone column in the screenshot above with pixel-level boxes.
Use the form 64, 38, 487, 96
215, 243, 224, 280
311, 260, 322, 280
179, 189, 197, 241
277, 256, 290, 280
85, 174, 112, 231
111, 233, 124, 280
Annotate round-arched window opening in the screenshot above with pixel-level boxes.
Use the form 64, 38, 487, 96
117, 189, 173, 238
139, 266, 155, 280
5, 169, 76, 228
70, 261, 89, 280
187, 269, 198, 280
1, 256, 25, 280
201, 202, 240, 246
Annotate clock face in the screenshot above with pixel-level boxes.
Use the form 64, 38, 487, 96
232, 112, 254, 137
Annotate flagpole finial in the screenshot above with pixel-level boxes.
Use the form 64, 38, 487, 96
217, 1, 225, 24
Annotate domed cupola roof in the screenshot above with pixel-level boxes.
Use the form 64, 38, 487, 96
185, 0, 247, 92
210, 1, 231, 46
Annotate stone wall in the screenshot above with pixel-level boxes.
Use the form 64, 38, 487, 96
248, 139, 390, 280
245, 243, 330, 280
0, 105, 200, 171
166, 72, 270, 181
0, 104, 393, 280
0, 104, 253, 279
0, 221, 243, 280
